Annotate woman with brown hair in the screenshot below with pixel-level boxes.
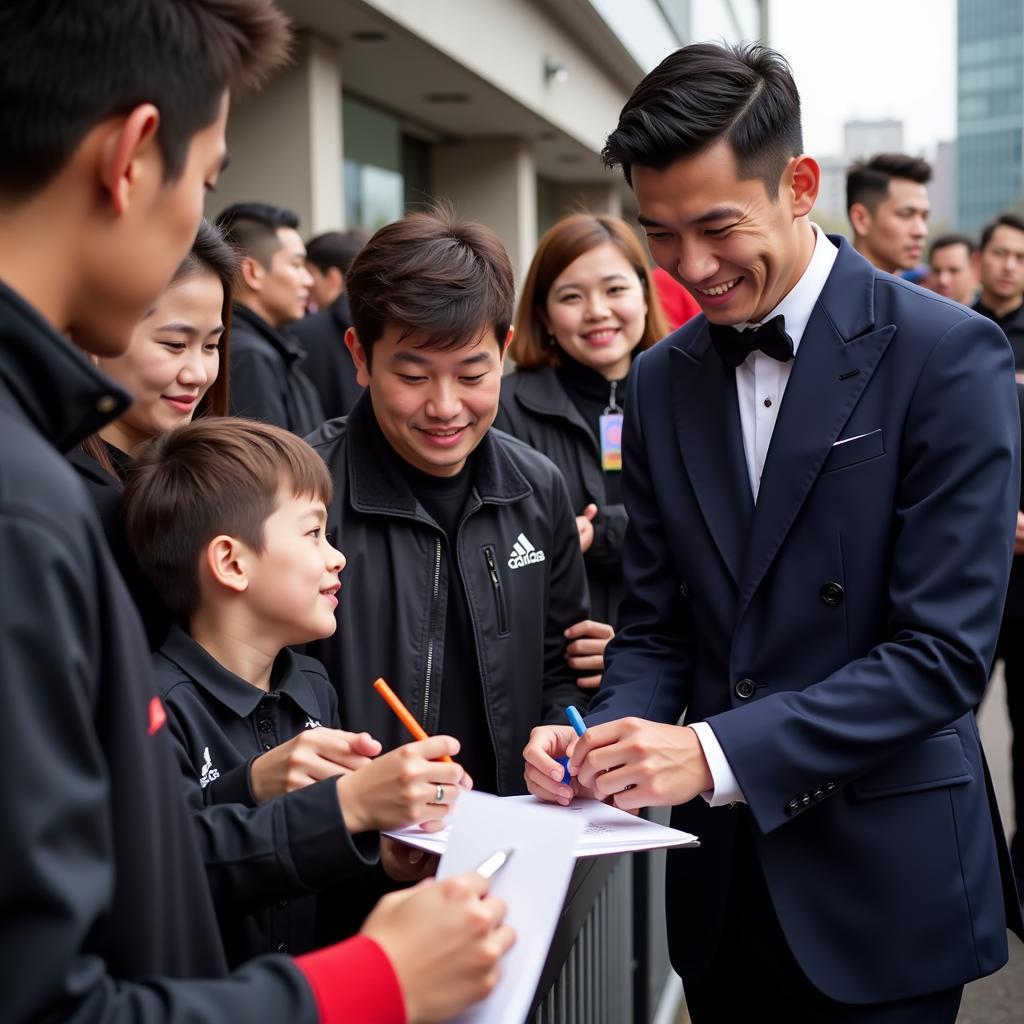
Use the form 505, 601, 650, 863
496, 213, 669, 679
68, 218, 237, 646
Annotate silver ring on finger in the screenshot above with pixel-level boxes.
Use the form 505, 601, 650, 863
432, 783, 445, 805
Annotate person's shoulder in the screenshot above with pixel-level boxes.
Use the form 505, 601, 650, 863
151, 649, 195, 702
0, 407, 97, 545
875, 274, 985, 338
489, 426, 566, 489
290, 308, 331, 342
305, 414, 351, 453
293, 652, 332, 690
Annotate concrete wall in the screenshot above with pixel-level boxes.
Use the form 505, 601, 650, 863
208, 32, 344, 235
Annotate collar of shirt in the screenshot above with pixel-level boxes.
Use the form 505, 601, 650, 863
732, 224, 839, 357
158, 624, 322, 719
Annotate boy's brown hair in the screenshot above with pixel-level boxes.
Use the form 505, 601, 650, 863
346, 209, 515, 366
124, 418, 332, 618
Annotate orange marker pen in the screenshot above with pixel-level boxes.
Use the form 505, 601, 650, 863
372, 677, 455, 763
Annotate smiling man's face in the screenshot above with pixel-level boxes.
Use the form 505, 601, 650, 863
347, 323, 507, 477
634, 139, 816, 326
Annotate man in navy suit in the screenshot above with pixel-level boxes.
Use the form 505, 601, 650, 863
524, 43, 1023, 1022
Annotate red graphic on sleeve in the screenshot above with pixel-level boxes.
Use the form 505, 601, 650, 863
148, 696, 167, 735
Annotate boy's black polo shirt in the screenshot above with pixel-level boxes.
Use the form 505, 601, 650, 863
154, 626, 378, 966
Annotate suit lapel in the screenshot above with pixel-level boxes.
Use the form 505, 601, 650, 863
737, 240, 895, 612
670, 329, 753, 586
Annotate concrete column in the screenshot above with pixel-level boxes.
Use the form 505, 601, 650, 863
432, 139, 537, 287
208, 31, 344, 235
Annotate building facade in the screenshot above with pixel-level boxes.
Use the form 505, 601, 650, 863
957, 0, 1024, 233
209, 0, 764, 281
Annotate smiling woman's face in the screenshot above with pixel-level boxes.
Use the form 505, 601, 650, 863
542, 242, 648, 381
98, 269, 224, 452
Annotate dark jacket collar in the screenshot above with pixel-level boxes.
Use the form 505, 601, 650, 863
232, 304, 307, 366
0, 279, 131, 451
345, 392, 532, 517
510, 364, 590, 428
157, 624, 321, 719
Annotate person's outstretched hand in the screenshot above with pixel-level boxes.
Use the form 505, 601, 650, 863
362, 872, 515, 1024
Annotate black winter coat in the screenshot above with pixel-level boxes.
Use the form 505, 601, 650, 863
230, 304, 325, 435
0, 280, 317, 1021
290, 295, 363, 420
306, 395, 592, 797
495, 366, 628, 624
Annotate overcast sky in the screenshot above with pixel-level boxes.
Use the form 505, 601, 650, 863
692, 0, 957, 158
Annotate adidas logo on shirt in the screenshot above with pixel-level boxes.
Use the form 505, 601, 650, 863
199, 746, 220, 789
507, 531, 546, 569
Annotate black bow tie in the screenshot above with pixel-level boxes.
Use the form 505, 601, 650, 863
708, 314, 794, 369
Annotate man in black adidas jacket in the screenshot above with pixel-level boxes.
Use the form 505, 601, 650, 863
307, 212, 592, 800
0, 5, 512, 1022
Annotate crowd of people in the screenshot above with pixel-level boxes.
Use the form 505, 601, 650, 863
3, 3, 1024, 1023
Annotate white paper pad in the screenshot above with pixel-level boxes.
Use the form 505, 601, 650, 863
437, 790, 583, 1024
384, 795, 699, 859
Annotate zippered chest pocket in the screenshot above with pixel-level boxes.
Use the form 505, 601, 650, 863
483, 546, 511, 636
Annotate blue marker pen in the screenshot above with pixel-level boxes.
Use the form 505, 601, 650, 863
556, 704, 587, 784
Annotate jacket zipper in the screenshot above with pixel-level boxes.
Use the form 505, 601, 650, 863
422, 536, 442, 725
484, 546, 510, 634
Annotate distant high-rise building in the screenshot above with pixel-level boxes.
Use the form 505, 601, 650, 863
930, 140, 957, 230
814, 155, 849, 225
957, 0, 1024, 233
844, 119, 904, 161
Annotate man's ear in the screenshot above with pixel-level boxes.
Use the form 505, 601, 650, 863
788, 155, 820, 219
501, 326, 514, 359
346, 327, 371, 387
848, 202, 872, 240
239, 255, 265, 294
98, 104, 161, 217
204, 535, 249, 595
328, 266, 345, 295
972, 250, 982, 278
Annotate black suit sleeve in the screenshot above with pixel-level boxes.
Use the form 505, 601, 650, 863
163, 707, 379, 913
0, 512, 320, 1023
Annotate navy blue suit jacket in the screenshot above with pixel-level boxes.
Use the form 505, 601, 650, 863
588, 238, 1024, 1004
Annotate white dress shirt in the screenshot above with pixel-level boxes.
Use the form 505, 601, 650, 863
690, 225, 839, 806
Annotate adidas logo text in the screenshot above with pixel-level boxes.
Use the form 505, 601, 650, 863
507, 532, 546, 569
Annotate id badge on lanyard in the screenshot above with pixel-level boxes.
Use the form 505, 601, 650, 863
600, 379, 624, 471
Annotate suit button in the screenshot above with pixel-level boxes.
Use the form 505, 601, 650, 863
258, 719, 273, 733
820, 582, 844, 606
801, 794, 812, 808
786, 798, 801, 816
825, 781, 836, 793
735, 678, 755, 700
276, 942, 288, 953
813, 788, 825, 802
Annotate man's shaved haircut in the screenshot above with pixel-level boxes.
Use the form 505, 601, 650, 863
846, 153, 932, 215
217, 201, 300, 270
602, 42, 804, 199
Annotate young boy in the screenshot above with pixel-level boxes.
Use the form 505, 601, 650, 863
123, 417, 468, 965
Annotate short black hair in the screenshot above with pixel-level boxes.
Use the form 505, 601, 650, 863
980, 213, 1024, 252
347, 210, 514, 368
846, 154, 932, 214
216, 201, 300, 270
0, 1, 289, 202
602, 42, 803, 199
928, 233, 977, 263
305, 229, 370, 276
